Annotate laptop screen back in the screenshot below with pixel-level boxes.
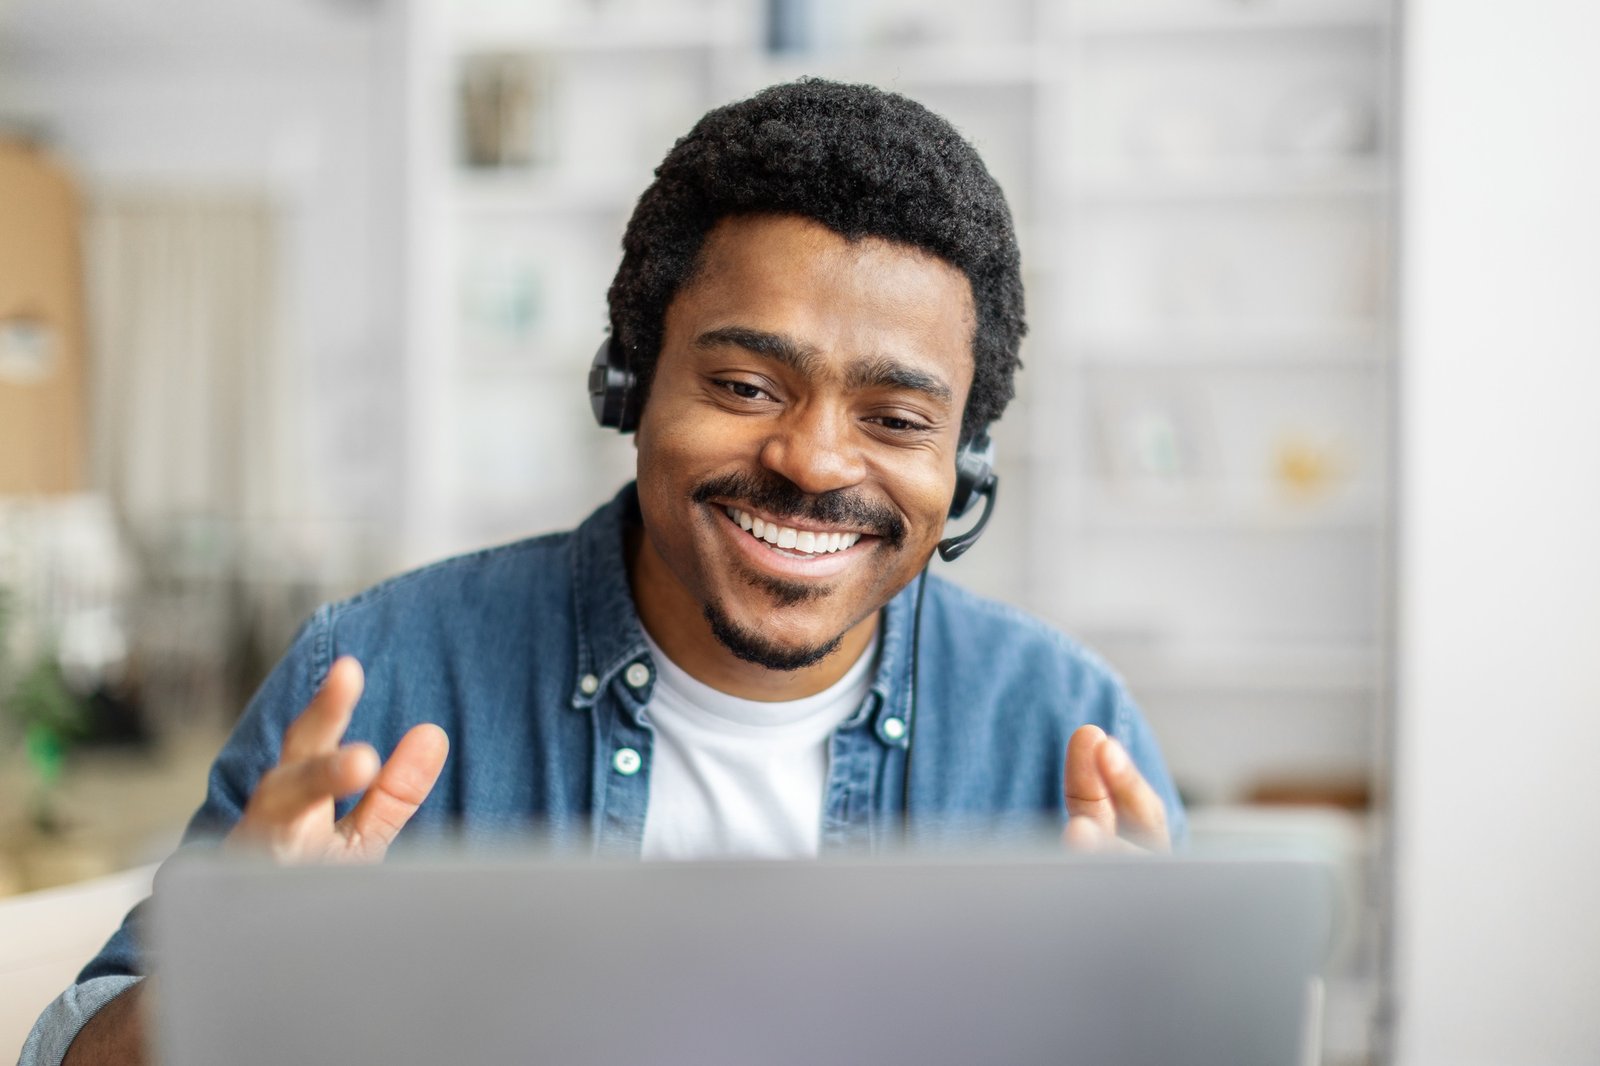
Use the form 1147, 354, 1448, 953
152, 854, 1335, 1066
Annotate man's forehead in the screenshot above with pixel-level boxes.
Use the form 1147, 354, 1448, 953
696, 215, 972, 302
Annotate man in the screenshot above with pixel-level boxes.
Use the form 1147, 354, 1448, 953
23, 78, 1183, 1065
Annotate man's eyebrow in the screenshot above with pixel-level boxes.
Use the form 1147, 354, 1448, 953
845, 356, 953, 405
695, 326, 821, 376
695, 325, 953, 405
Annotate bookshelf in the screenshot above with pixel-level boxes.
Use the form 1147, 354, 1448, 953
397, 0, 1396, 820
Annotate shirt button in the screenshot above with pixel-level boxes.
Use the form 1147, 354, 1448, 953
624, 662, 651, 689
882, 717, 907, 741
579, 674, 599, 695
613, 747, 642, 775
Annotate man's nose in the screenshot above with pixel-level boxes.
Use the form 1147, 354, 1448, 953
756, 403, 867, 497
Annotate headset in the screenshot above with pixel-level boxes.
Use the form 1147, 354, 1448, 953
588, 337, 998, 558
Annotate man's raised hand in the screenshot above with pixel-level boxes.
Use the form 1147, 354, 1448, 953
225, 656, 449, 864
1062, 724, 1171, 853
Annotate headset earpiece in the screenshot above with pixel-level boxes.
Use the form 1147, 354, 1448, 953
949, 431, 996, 519
940, 430, 998, 562
588, 337, 641, 432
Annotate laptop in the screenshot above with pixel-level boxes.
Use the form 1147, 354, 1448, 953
151, 852, 1337, 1066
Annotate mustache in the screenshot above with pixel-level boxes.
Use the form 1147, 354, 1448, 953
691, 472, 907, 550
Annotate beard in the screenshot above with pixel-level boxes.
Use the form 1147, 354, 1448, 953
702, 596, 845, 671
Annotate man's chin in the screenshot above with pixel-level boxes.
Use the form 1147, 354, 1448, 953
702, 600, 844, 672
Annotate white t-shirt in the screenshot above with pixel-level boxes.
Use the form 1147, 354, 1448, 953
638, 631, 878, 861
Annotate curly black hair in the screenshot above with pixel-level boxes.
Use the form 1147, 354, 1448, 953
606, 78, 1026, 445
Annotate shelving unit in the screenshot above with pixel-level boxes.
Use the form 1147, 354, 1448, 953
396, 0, 1397, 802
396, 0, 746, 560
397, 0, 1396, 812
1033, 0, 1394, 821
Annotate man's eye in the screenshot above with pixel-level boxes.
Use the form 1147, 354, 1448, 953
873, 415, 929, 434
717, 380, 769, 401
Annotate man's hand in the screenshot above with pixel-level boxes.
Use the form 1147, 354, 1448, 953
64, 660, 447, 1064
225, 656, 449, 864
1062, 724, 1171, 853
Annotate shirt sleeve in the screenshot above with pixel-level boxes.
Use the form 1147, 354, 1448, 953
16, 609, 330, 1063
16, 975, 143, 1066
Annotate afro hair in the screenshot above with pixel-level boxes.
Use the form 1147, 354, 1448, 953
606, 77, 1026, 445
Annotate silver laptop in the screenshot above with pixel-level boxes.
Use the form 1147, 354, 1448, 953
151, 852, 1336, 1066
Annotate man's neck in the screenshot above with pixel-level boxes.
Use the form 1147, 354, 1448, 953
625, 524, 879, 702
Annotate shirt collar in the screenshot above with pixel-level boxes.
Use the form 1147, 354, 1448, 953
851, 571, 918, 748
569, 483, 652, 709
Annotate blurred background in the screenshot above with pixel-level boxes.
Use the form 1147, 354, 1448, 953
0, 0, 1596, 1063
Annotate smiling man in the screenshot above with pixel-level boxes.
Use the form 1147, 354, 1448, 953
26, 79, 1185, 1066
632, 214, 972, 690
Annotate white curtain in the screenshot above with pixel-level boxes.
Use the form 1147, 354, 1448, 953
80, 190, 297, 728
85, 190, 292, 543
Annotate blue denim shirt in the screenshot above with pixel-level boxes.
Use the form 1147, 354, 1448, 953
21, 483, 1184, 1065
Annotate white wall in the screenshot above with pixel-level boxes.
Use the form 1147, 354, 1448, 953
1395, 2, 1600, 1063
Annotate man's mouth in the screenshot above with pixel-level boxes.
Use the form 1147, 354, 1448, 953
723, 506, 864, 557
691, 472, 907, 552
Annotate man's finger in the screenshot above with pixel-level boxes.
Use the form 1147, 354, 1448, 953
341, 724, 450, 850
280, 657, 365, 764
1096, 735, 1171, 851
1064, 724, 1116, 835
1063, 815, 1146, 855
246, 743, 380, 827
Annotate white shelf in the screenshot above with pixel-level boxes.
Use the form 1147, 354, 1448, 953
1069, 322, 1387, 365
454, 172, 636, 216
1065, 157, 1390, 202
1076, 349, 1384, 370
453, 355, 588, 378
1111, 643, 1382, 693
1185, 804, 1371, 849
749, 45, 1049, 88
1068, 1, 1390, 39
451, 17, 742, 55
1075, 349, 1384, 370
1076, 483, 1385, 533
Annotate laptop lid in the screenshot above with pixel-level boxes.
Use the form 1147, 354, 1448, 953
151, 853, 1336, 1066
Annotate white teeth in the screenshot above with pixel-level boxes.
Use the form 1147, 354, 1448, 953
724, 506, 864, 556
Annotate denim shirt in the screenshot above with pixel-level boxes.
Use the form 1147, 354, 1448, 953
21, 483, 1184, 1065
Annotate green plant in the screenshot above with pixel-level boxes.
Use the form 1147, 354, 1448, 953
0, 585, 89, 834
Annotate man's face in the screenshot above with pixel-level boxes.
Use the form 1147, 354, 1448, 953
631, 213, 976, 675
